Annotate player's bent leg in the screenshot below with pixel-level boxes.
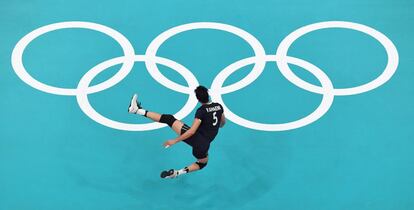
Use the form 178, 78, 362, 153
187, 157, 208, 172
160, 157, 209, 179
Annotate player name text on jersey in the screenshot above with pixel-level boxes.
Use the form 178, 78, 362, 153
206, 105, 222, 113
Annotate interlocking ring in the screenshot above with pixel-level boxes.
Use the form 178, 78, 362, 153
11, 21, 399, 131
11, 21, 136, 95
276, 21, 399, 96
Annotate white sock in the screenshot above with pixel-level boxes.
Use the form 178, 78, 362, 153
136, 109, 147, 116
177, 167, 189, 176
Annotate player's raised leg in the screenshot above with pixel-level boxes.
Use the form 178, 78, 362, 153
128, 94, 184, 135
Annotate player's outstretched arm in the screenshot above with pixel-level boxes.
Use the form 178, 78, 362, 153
220, 113, 226, 128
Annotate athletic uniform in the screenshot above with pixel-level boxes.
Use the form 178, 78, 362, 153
128, 93, 223, 178
180, 102, 224, 159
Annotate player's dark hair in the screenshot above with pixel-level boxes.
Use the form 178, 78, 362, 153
194, 86, 209, 103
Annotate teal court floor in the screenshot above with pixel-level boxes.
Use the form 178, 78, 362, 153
1, 0, 413, 210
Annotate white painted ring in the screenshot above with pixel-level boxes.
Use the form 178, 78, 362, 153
276, 21, 399, 96
11, 21, 135, 96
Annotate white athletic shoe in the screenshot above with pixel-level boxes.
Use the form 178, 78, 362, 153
128, 94, 140, 114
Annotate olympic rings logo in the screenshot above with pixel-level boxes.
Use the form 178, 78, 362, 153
11, 21, 399, 131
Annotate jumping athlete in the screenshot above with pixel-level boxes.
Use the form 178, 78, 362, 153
128, 86, 225, 178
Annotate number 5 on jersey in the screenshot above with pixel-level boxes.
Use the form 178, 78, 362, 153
213, 112, 218, 126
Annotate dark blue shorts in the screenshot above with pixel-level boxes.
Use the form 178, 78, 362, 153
181, 124, 210, 159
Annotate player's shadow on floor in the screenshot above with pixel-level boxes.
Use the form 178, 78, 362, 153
64, 134, 291, 210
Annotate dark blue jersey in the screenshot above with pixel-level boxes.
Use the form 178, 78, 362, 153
194, 102, 224, 142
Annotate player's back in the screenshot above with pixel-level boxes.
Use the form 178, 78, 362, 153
195, 102, 224, 142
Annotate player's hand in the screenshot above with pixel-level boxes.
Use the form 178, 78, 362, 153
163, 139, 177, 148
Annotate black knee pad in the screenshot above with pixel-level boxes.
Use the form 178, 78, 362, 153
196, 161, 208, 170
159, 114, 176, 127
